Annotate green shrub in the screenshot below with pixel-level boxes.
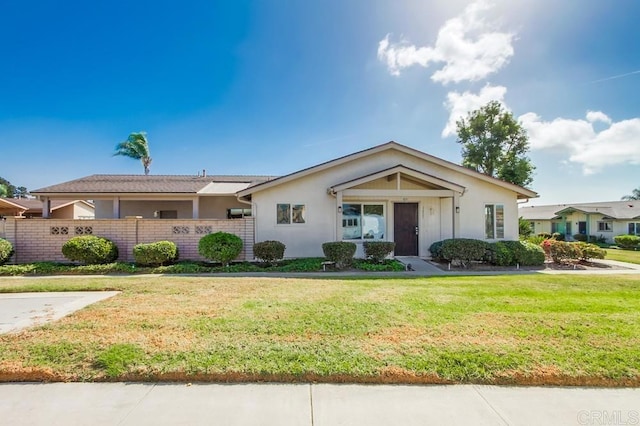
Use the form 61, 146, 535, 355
322, 241, 356, 269
573, 233, 588, 242
133, 241, 179, 266
441, 238, 489, 268
614, 234, 640, 250
429, 240, 445, 261
486, 242, 514, 266
516, 241, 546, 266
363, 241, 396, 263
526, 235, 546, 245
574, 242, 606, 261
552, 232, 565, 241
537, 232, 552, 239
61, 236, 118, 265
548, 240, 581, 263
253, 240, 286, 264
0, 238, 14, 265
198, 232, 243, 266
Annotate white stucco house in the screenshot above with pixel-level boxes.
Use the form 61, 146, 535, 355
31, 142, 537, 258
519, 201, 640, 243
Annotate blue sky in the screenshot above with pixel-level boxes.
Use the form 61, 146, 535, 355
1, 0, 639, 205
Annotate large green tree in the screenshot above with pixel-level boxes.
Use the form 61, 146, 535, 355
621, 187, 640, 201
113, 132, 153, 175
0, 177, 27, 198
456, 101, 535, 187
0, 183, 8, 198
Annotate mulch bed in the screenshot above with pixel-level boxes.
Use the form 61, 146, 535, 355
430, 259, 629, 272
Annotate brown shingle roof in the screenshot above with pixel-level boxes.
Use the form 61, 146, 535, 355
31, 174, 278, 195
519, 201, 640, 220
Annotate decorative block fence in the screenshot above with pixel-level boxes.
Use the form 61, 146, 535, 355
3, 217, 255, 264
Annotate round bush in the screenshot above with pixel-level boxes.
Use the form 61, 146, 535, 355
198, 232, 243, 266
253, 240, 286, 264
574, 242, 606, 261
572, 233, 588, 242
516, 241, 546, 266
429, 240, 445, 261
441, 238, 488, 268
133, 241, 179, 266
614, 234, 640, 250
61, 236, 118, 265
322, 241, 356, 269
363, 241, 396, 263
486, 241, 514, 266
0, 238, 14, 265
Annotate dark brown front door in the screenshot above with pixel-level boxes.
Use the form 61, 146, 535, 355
394, 203, 418, 256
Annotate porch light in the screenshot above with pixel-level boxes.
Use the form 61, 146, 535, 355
455, 206, 460, 213
337, 206, 342, 213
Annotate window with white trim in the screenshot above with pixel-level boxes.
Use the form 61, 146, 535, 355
342, 203, 385, 240
485, 204, 504, 239
597, 221, 613, 232
276, 204, 305, 224
628, 222, 640, 235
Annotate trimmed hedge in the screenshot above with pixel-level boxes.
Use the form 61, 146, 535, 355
363, 241, 396, 263
614, 234, 640, 250
0, 238, 14, 265
547, 240, 581, 263
573, 233, 588, 242
552, 232, 565, 241
198, 232, 243, 266
429, 240, 445, 261
574, 242, 606, 261
133, 241, 179, 266
441, 238, 489, 268
253, 240, 286, 264
486, 240, 545, 266
61, 236, 119, 265
322, 241, 356, 269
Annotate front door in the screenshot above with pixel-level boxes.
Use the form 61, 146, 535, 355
394, 203, 419, 256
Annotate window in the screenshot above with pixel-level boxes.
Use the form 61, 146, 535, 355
342, 203, 385, 240
628, 222, 640, 235
597, 221, 613, 232
484, 204, 504, 239
158, 210, 177, 219
276, 204, 305, 224
227, 208, 252, 219
551, 222, 560, 234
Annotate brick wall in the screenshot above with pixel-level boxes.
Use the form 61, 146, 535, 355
4, 217, 254, 264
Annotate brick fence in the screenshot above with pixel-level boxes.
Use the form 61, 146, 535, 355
3, 217, 255, 264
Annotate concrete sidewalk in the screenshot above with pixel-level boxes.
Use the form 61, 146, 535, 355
0, 383, 637, 426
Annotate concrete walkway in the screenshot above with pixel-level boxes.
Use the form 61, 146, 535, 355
0, 383, 637, 426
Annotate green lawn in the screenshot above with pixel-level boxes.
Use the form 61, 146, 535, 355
606, 249, 640, 265
0, 275, 639, 385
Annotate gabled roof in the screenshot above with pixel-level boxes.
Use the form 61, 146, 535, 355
0, 198, 93, 214
519, 201, 640, 220
31, 174, 277, 196
238, 141, 538, 199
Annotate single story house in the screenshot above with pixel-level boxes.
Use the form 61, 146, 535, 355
519, 201, 640, 242
31, 142, 537, 258
0, 198, 94, 219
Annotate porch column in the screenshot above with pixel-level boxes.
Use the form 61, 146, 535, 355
41, 197, 50, 218
452, 193, 460, 238
335, 191, 343, 241
113, 197, 120, 219
192, 197, 200, 219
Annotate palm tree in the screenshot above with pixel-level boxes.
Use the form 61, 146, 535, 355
114, 132, 153, 175
621, 187, 640, 201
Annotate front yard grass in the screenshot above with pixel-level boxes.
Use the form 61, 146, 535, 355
606, 249, 640, 265
0, 274, 639, 385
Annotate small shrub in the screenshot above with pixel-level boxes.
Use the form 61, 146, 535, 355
0, 238, 14, 265
363, 241, 396, 263
198, 232, 243, 266
485, 240, 545, 267
526, 235, 545, 245
572, 233, 588, 242
552, 232, 565, 241
322, 241, 356, 269
574, 242, 606, 261
133, 241, 179, 266
61, 236, 118, 265
253, 240, 286, 264
614, 234, 640, 250
518, 217, 533, 238
486, 242, 514, 266
537, 232, 552, 239
429, 240, 445, 261
548, 240, 582, 263
441, 238, 488, 268
517, 241, 546, 266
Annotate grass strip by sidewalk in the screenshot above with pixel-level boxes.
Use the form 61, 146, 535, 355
0, 274, 639, 386
605, 249, 640, 265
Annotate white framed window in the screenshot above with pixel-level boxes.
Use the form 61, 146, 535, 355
342, 203, 385, 240
628, 222, 640, 235
227, 208, 252, 219
485, 204, 504, 239
597, 221, 613, 232
276, 203, 306, 224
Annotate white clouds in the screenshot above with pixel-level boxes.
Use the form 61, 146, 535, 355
442, 84, 507, 137
377, 0, 514, 84
520, 112, 640, 174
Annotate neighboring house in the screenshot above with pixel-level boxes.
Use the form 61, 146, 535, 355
31, 142, 537, 258
519, 201, 640, 242
0, 198, 94, 219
